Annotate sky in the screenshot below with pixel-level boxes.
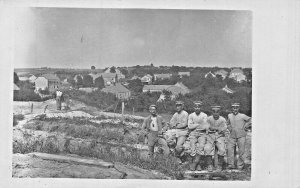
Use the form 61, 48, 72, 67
14, 8, 252, 69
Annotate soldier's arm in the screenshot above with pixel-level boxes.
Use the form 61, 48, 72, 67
169, 114, 176, 128
161, 118, 168, 132
188, 115, 197, 129
218, 118, 228, 133
243, 115, 252, 129
177, 112, 188, 128
227, 116, 232, 132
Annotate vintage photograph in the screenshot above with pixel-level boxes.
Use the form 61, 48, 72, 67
12, 8, 252, 180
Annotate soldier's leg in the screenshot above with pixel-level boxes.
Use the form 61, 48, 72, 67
189, 136, 198, 157
195, 135, 207, 170
197, 134, 206, 156
227, 137, 236, 168
216, 136, 226, 171
204, 134, 215, 172
157, 137, 170, 156
147, 133, 157, 157
237, 136, 246, 169
175, 135, 186, 156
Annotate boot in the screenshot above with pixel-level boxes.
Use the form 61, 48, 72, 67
195, 155, 202, 171
216, 155, 224, 172
189, 155, 197, 171
206, 156, 214, 172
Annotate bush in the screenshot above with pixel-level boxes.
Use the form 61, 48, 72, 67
13, 114, 25, 126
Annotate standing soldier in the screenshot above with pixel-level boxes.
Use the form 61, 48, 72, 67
188, 101, 209, 171
141, 104, 170, 157
169, 101, 189, 159
206, 105, 227, 172
227, 103, 252, 170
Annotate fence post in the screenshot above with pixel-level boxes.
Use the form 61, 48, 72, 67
121, 101, 125, 123
31, 103, 33, 113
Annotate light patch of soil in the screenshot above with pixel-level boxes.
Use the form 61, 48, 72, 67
12, 153, 168, 179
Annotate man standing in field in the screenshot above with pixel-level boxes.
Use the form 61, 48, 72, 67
227, 103, 252, 170
169, 101, 189, 159
206, 105, 227, 172
141, 104, 170, 157
188, 101, 209, 171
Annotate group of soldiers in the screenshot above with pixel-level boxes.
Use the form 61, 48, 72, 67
141, 101, 251, 172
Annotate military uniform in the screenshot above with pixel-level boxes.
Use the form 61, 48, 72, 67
206, 106, 227, 171
142, 111, 170, 157
188, 112, 208, 156
187, 101, 209, 171
169, 101, 189, 157
227, 103, 251, 169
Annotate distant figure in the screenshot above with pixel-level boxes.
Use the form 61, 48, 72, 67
227, 103, 252, 170
56, 90, 63, 110
141, 104, 170, 157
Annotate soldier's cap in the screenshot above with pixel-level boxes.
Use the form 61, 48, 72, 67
193, 101, 203, 106
149, 104, 157, 109
211, 105, 221, 110
231, 103, 240, 107
175, 101, 184, 105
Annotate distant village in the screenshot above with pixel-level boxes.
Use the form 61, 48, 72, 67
14, 65, 251, 102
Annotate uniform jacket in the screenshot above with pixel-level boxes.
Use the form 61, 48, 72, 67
142, 115, 167, 134
227, 113, 251, 138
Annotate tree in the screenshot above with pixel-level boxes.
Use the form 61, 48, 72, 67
76, 76, 83, 87
119, 69, 128, 77
110, 66, 116, 73
91, 66, 96, 70
83, 75, 93, 87
95, 76, 105, 89
128, 79, 143, 93
14, 72, 19, 84
67, 77, 76, 87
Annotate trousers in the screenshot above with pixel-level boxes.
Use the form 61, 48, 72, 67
227, 136, 247, 168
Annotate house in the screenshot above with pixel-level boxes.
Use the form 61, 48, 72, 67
143, 85, 170, 93
34, 74, 61, 92
104, 67, 125, 79
18, 76, 29, 81
222, 85, 235, 94
141, 74, 153, 84
178, 72, 190, 78
89, 72, 119, 86
204, 71, 216, 78
13, 83, 20, 91
153, 74, 172, 80
79, 87, 98, 93
28, 74, 37, 83
130, 75, 141, 80
229, 68, 246, 83
143, 82, 190, 101
101, 83, 131, 100
214, 69, 228, 80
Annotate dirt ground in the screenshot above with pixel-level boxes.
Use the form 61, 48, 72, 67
12, 153, 169, 179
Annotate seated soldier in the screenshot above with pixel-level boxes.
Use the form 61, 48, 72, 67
141, 104, 170, 157
206, 105, 227, 172
188, 101, 209, 171
169, 101, 189, 160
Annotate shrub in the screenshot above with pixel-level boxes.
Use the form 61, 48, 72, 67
13, 114, 24, 126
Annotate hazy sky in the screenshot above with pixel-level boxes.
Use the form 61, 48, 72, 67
14, 8, 252, 69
